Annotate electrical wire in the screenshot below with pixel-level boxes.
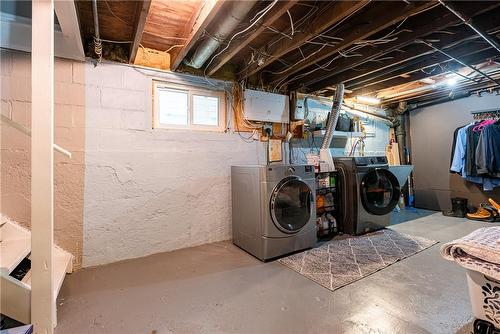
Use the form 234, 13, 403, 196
236, 2, 319, 76
286, 10, 295, 36
99, 38, 133, 44
204, 0, 278, 77
272, 14, 416, 92
103, 0, 130, 25
165, 44, 184, 53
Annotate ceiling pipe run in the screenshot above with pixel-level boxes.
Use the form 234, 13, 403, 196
438, 0, 500, 54
407, 91, 472, 111
185, 1, 258, 69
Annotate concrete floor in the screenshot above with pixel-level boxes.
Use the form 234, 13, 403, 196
390, 207, 437, 226
56, 213, 498, 334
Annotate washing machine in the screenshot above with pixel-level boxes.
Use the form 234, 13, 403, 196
334, 156, 401, 235
231, 165, 316, 261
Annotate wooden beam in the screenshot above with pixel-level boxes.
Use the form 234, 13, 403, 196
129, 0, 152, 63
350, 49, 499, 97
267, 1, 436, 85
310, 31, 499, 93
295, 7, 456, 89
206, 0, 299, 76
299, 3, 500, 91
346, 43, 492, 91
169, 0, 224, 71
31, 0, 54, 332
238, 1, 369, 80
383, 78, 500, 105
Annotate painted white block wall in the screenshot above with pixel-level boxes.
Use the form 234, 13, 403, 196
2, 51, 391, 268
290, 118, 390, 164
82, 62, 269, 266
83, 63, 390, 266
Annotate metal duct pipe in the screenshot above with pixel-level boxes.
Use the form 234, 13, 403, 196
321, 83, 345, 149
438, 0, 500, 54
91, 0, 102, 61
185, 1, 258, 69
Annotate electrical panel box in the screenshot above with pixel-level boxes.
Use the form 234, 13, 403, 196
243, 89, 289, 123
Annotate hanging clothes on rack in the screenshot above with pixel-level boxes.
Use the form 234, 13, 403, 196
450, 109, 500, 191
476, 121, 500, 177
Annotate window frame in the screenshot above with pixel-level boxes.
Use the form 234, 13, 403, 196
152, 81, 226, 132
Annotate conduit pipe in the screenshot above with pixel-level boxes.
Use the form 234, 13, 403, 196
438, 0, 500, 54
185, 1, 258, 69
91, 0, 102, 61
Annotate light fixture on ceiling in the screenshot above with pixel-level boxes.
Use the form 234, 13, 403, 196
356, 95, 381, 105
446, 77, 457, 86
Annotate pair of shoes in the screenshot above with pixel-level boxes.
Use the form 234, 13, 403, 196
467, 198, 500, 222
442, 197, 468, 218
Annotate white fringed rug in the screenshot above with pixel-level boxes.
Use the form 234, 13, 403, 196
279, 229, 437, 291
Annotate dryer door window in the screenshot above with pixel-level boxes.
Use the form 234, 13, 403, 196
270, 177, 313, 233
360, 169, 400, 215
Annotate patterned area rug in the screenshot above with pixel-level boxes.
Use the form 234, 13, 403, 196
279, 229, 437, 291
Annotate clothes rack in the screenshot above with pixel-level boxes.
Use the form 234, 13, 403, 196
471, 108, 500, 120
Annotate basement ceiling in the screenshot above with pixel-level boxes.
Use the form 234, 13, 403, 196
76, 0, 500, 108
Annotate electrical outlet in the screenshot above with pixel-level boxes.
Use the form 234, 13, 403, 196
263, 123, 273, 137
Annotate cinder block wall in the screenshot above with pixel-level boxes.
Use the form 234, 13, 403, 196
1, 50, 86, 268
1, 50, 267, 267
81, 62, 267, 267
1, 50, 391, 268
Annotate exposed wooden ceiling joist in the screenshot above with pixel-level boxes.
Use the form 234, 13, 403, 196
267, 1, 436, 85
129, 0, 152, 63
347, 42, 492, 91
74, 1, 500, 106
312, 22, 500, 94
300, 2, 500, 92
349, 48, 500, 97
206, 0, 300, 76
237, 1, 369, 80
169, 0, 224, 71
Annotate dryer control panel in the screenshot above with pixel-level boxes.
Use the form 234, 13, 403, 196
354, 156, 387, 166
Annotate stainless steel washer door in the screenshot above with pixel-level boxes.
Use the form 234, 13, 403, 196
269, 176, 313, 233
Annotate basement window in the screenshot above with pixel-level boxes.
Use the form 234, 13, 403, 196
153, 81, 225, 131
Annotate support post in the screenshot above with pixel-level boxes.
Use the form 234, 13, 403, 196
31, 0, 54, 332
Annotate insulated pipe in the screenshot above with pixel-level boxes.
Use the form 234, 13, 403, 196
185, 1, 258, 69
395, 102, 407, 165
320, 83, 344, 150
438, 0, 500, 54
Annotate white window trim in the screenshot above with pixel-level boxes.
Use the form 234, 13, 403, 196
152, 80, 226, 132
